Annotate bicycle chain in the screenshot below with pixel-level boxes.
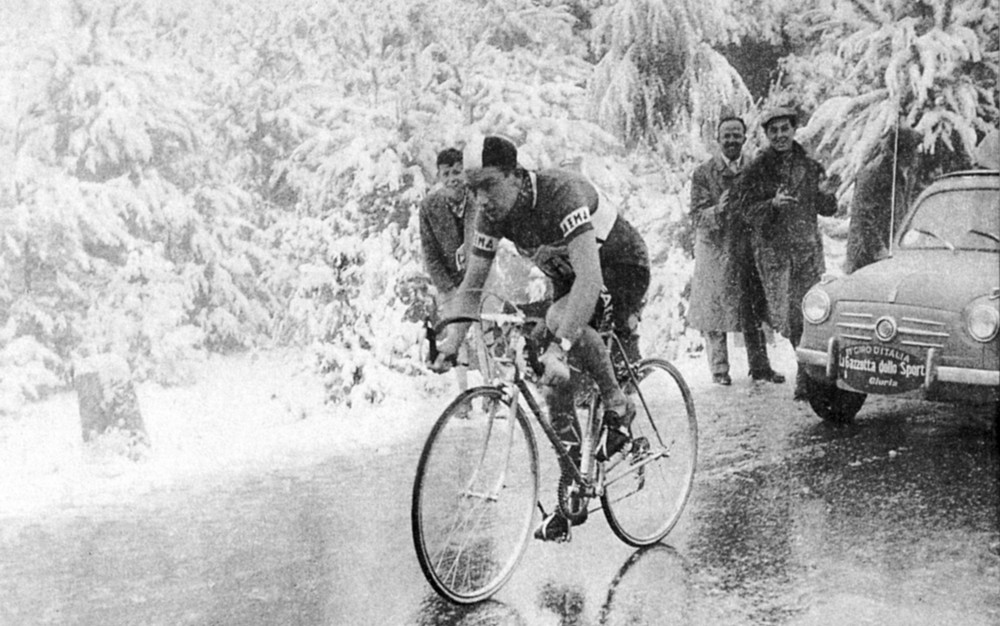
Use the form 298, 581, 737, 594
557, 460, 589, 525
553, 414, 589, 525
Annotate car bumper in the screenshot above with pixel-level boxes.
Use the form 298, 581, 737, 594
797, 341, 1000, 388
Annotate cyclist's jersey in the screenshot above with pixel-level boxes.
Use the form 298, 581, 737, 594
470, 169, 649, 283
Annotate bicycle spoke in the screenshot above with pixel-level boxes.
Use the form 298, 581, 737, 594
412, 386, 539, 603
601, 359, 697, 546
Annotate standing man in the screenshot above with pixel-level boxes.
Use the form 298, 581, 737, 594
689, 115, 784, 386
844, 126, 922, 274
419, 147, 476, 393
736, 106, 839, 400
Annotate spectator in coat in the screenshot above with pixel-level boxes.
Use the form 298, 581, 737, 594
844, 126, 922, 274
736, 106, 840, 400
419, 147, 477, 393
688, 115, 784, 386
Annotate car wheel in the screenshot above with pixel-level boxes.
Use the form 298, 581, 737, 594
804, 376, 867, 424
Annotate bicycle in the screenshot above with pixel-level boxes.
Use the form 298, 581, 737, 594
411, 299, 698, 604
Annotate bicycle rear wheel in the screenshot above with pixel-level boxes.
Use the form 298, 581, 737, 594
601, 359, 697, 546
411, 386, 539, 604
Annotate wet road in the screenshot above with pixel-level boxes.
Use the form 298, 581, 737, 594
1, 378, 997, 625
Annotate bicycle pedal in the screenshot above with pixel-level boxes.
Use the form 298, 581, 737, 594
534, 512, 572, 543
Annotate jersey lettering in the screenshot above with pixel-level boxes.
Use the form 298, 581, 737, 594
472, 232, 498, 255
559, 206, 591, 238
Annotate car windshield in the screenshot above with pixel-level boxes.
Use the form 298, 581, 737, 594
898, 186, 1000, 252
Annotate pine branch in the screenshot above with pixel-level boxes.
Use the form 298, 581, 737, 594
846, 0, 882, 24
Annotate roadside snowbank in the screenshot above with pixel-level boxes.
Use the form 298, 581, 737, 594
0, 349, 450, 519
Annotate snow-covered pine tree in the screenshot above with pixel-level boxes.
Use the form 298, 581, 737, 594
781, 0, 999, 191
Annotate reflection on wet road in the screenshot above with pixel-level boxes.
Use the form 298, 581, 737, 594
1, 382, 997, 624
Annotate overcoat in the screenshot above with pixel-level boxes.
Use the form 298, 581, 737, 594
687, 155, 745, 332
736, 142, 837, 337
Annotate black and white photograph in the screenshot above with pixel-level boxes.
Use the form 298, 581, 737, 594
0, 0, 997, 624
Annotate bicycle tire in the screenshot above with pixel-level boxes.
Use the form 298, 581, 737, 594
411, 386, 539, 604
601, 359, 697, 546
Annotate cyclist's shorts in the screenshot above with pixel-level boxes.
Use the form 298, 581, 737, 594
552, 263, 650, 335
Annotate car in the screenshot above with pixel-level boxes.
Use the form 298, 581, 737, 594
796, 169, 999, 423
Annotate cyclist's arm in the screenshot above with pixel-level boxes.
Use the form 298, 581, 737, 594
551, 229, 602, 343
445, 250, 493, 321
433, 240, 495, 367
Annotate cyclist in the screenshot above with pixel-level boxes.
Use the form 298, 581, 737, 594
430, 135, 650, 541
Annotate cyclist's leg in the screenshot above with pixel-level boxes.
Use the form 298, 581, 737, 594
603, 263, 650, 365
593, 264, 650, 460
454, 339, 469, 390
543, 285, 631, 464
546, 295, 624, 410
544, 380, 580, 461
535, 375, 579, 541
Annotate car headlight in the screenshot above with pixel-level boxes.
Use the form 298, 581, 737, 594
967, 303, 999, 342
802, 289, 831, 324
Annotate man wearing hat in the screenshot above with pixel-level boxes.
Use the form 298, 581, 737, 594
431, 135, 650, 542
688, 114, 785, 387
735, 106, 840, 400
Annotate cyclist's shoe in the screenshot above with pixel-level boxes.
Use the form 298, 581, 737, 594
595, 399, 636, 462
534, 511, 571, 542
596, 427, 631, 462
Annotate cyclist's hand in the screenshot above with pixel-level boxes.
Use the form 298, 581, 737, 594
429, 331, 460, 373
538, 344, 570, 386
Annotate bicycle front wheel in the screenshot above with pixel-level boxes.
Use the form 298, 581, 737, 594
411, 386, 539, 604
602, 359, 697, 546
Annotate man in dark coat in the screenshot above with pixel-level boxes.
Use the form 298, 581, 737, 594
736, 106, 839, 400
844, 127, 922, 273
688, 116, 783, 385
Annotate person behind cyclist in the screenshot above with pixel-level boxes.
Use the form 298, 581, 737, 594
419, 147, 478, 397
430, 135, 650, 541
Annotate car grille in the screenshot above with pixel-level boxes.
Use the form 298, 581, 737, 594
834, 304, 950, 349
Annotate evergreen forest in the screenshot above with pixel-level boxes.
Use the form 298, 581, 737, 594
0, 0, 996, 411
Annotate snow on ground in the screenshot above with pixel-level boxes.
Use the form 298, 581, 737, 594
0, 348, 451, 519
0, 334, 800, 522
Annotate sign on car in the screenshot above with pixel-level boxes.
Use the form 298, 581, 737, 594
838, 344, 925, 394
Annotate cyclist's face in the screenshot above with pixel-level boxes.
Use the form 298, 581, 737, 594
764, 118, 796, 152
472, 169, 520, 221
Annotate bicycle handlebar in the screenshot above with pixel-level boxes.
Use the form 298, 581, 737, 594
424, 315, 481, 365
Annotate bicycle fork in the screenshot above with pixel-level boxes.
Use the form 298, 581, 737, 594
460, 384, 522, 503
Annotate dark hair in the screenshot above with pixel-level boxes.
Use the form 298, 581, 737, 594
481, 136, 518, 172
436, 148, 462, 168
718, 116, 746, 133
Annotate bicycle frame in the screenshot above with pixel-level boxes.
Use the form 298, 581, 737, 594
429, 313, 661, 502
416, 303, 697, 602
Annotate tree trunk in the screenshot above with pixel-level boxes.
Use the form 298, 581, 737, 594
75, 354, 150, 461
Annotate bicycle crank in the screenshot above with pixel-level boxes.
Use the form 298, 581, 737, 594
557, 462, 591, 525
